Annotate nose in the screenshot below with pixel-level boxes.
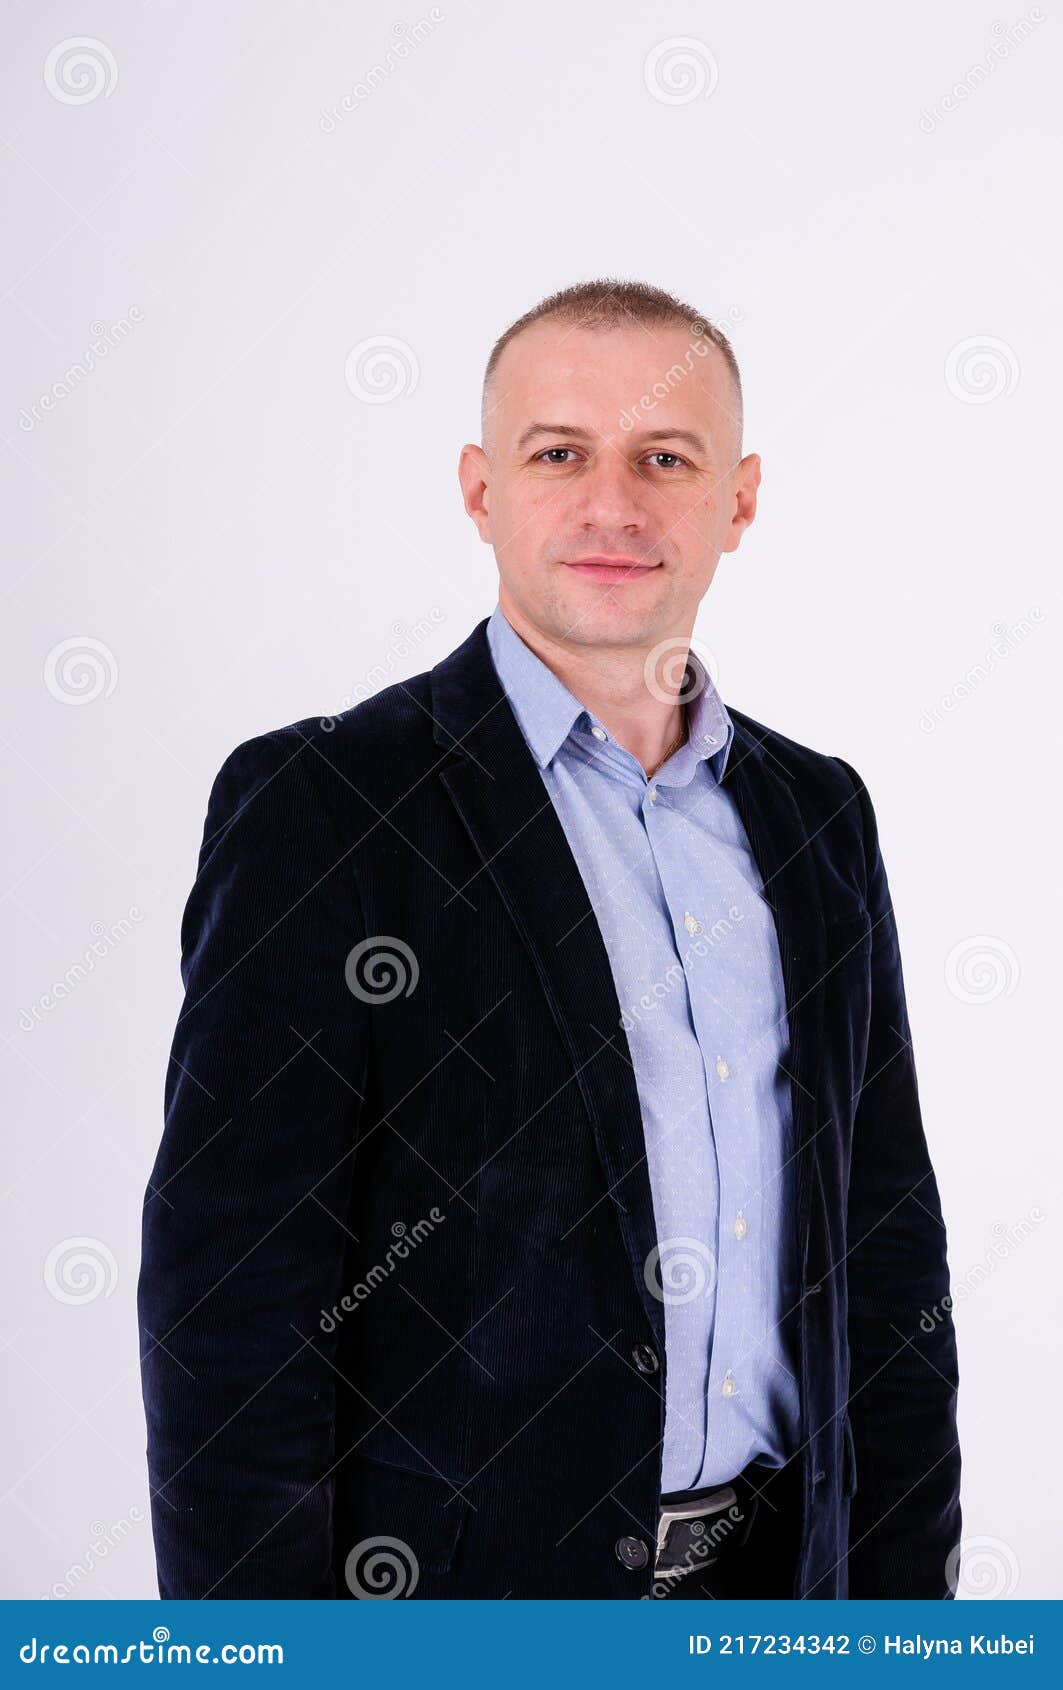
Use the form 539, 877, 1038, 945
571, 443, 651, 536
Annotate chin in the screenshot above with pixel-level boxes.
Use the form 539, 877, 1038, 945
555, 599, 659, 646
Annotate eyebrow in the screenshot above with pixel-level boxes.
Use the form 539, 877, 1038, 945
514, 422, 711, 455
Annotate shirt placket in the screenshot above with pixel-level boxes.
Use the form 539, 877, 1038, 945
647, 780, 761, 1486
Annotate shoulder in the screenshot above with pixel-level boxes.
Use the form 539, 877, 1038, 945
199, 665, 440, 850
728, 702, 867, 802
223, 664, 434, 767
725, 702, 879, 879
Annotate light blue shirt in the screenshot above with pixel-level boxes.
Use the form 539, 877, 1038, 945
486, 604, 802, 1491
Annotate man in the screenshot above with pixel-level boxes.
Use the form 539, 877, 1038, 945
138, 279, 961, 1601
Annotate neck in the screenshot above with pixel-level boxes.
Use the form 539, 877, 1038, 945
498, 596, 692, 779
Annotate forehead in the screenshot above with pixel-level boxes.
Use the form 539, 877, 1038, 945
489, 317, 736, 447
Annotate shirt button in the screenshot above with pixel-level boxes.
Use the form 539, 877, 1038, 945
715, 1055, 730, 1082
615, 1535, 650, 1571
590, 725, 607, 741
683, 912, 701, 935
722, 1372, 737, 1398
648, 786, 658, 802
733, 1215, 747, 1240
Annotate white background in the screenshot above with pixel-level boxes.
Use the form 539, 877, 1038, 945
3, 0, 1059, 1599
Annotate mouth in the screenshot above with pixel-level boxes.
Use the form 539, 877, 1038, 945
561, 555, 661, 584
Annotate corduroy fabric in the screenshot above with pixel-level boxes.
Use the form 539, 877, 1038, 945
137, 616, 961, 1600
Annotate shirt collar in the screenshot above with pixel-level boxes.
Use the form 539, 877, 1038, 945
485, 602, 734, 783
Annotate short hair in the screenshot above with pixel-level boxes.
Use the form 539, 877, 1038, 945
480, 277, 743, 457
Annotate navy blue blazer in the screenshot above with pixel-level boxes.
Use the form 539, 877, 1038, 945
137, 616, 961, 1599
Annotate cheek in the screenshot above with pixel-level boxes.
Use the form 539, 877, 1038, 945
489, 487, 558, 563
500, 483, 565, 543
665, 489, 718, 537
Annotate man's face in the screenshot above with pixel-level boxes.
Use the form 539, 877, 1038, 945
459, 318, 761, 652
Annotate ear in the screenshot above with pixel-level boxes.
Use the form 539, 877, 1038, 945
458, 443, 492, 543
722, 452, 761, 553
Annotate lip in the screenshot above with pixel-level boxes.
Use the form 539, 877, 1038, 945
562, 555, 660, 583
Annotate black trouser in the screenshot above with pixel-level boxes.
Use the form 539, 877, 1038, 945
651, 1453, 803, 1600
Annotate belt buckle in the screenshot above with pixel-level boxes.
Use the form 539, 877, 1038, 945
655, 1484, 738, 1579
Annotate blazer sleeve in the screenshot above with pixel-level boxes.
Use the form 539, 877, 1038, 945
137, 730, 370, 1597
833, 757, 962, 1599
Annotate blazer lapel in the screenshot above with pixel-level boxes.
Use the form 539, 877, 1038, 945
429, 620, 827, 1346
722, 716, 827, 1266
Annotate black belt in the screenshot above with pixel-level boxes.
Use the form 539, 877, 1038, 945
654, 1458, 796, 1582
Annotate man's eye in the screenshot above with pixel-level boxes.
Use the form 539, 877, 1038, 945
534, 448, 690, 469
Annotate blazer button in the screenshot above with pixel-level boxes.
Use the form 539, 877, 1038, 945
632, 1343, 659, 1374
615, 1536, 650, 1570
